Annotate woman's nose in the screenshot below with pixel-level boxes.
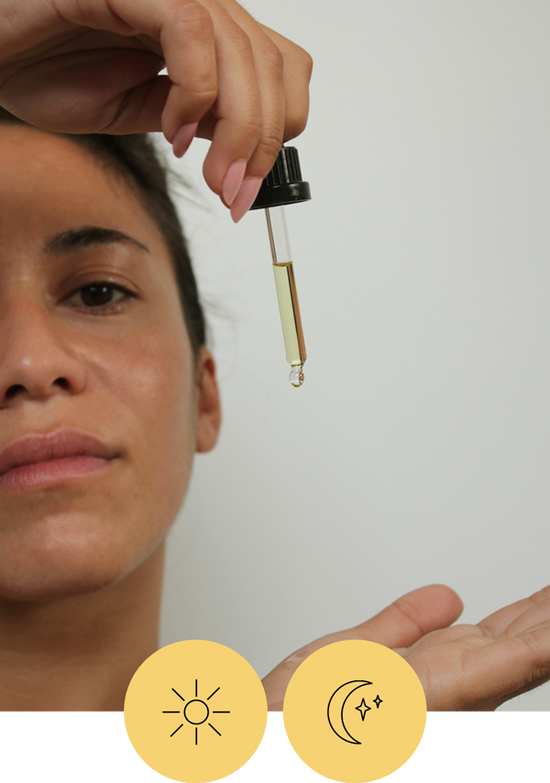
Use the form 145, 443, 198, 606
0, 296, 87, 406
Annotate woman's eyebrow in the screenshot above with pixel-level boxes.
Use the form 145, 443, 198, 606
44, 226, 151, 255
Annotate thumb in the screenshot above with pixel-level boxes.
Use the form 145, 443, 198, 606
262, 584, 463, 710
350, 583, 464, 649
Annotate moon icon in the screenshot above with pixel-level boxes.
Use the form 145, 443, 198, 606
327, 680, 372, 745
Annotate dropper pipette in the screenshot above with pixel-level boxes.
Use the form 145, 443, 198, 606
250, 146, 311, 387
265, 205, 306, 386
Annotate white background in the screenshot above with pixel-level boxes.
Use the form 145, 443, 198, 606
158, 0, 550, 710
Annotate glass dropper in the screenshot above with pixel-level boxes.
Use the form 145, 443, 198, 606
265, 205, 306, 386
250, 146, 311, 387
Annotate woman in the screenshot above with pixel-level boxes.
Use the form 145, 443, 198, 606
1, 0, 550, 712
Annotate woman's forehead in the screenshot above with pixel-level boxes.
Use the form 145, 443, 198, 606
0, 124, 163, 251
1, 125, 126, 199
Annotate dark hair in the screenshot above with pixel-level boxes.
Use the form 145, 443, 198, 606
0, 107, 206, 357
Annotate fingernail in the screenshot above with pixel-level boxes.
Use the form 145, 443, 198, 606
172, 122, 198, 158
230, 178, 263, 223
222, 160, 247, 206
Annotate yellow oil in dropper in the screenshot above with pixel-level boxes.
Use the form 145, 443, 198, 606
250, 146, 311, 387
266, 206, 306, 386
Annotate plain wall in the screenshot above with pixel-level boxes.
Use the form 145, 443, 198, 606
159, 0, 550, 710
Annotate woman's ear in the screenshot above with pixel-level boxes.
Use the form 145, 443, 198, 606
195, 347, 221, 453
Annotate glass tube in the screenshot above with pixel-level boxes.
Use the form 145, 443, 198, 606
265, 206, 307, 387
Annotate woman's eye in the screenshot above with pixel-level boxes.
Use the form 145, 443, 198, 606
64, 282, 134, 312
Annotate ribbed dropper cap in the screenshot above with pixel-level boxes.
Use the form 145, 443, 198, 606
250, 146, 311, 209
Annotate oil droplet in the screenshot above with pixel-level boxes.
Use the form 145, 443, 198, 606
289, 365, 305, 387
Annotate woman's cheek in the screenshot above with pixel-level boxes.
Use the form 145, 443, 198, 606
114, 325, 197, 528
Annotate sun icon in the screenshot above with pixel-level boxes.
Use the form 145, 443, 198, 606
163, 680, 230, 745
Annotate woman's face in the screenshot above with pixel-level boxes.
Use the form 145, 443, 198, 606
0, 126, 220, 601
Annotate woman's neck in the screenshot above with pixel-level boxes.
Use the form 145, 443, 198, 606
0, 543, 165, 710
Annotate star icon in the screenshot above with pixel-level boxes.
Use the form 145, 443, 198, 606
355, 697, 371, 721
373, 694, 383, 709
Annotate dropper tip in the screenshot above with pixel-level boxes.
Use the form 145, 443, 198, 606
289, 365, 305, 387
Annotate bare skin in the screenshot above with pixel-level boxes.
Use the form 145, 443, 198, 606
0, 126, 221, 709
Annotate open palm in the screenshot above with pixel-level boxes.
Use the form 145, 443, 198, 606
399, 585, 550, 710
262, 584, 550, 711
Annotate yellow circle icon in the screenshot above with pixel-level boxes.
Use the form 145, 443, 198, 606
283, 640, 426, 782
124, 640, 267, 782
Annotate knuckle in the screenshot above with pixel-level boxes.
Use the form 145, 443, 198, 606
244, 119, 285, 179
226, 25, 255, 63
284, 109, 308, 140
167, 82, 218, 122
255, 131, 284, 168
262, 41, 285, 80
169, 0, 214, 38
238, 112, 263, 144
185, 84, 218, 112
291, 45, 314, 80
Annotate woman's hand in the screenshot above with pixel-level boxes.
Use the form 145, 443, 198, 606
0, 0, 312, 220
262, 584, 550, 710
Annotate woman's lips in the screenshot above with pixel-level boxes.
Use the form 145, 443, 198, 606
0, 427, 120, 492
0, 455, 113, 491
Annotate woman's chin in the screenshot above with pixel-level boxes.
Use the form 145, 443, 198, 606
0, 555, 135, 602
0, 521, 151, 602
